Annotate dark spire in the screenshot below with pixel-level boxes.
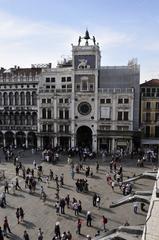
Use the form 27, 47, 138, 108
84, 29, 90, 40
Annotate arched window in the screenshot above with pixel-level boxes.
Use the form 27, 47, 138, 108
15, 112, 20, 125
4, 112, 8, 125
0, 93, 2, 106
21, 112, 25, 125
32, 112, 37, 125
48, 109, 51, 119
15, 92, 19, 105
32, 91, 37, 106
9, 92, 14, 105
42, 108, 46, 119
3, 92, 8, 106
10, 113, 14, 125
26, 92, 31, 105
20, 92, 25, 105
26, 112, 31, 125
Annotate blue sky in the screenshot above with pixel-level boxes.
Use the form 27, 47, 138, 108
0, 0, 159, 82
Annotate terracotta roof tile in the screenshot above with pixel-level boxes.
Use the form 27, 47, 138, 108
140, 79, 159, 87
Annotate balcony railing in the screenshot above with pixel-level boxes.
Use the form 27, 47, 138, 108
0, 125, 37, 131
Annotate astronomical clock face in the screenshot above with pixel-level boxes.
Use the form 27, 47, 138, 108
78, 102, 92, 115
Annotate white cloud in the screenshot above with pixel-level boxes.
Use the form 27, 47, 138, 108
0, 10, 133, 68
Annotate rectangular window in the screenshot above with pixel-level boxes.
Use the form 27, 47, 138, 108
155, 126, 159, 137
65, 110, 69, 119
67, 84, 72, 89
146, 88, 150, 97
118, 112, 122, 120
118, 98, 123, 104
67, 77, 71, 82
156, 102, 159, 109
51, 78, 55, 82
100, 99, 105, 104
62, 85, 66, 89
124, 112, 128, 121
59, 98, 63, 104
89, 84, 94, 91
59, 125, 63, 132
51, 85, 55, 89
42, 99, 46, 103
48, 124, 52, 132
46, 85, 50, 89
146, 102, 151, 109
42, 125, 46, 132
146, 113, 151, 122
65, 98, 69, 103
61, 77, 66, 82
124, 98, 129, 104
65, 125, 69, 133
82, 80, 88, 91
145, 126, 150, 137
46, 78, 50, 82
106, 99, 111, 104
48, 109, 51, 119
59, 110, 63, 119
47, 99, 51, 103
155, 113, 159, 122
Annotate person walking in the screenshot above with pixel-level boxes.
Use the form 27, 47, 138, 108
65, 194, 70, 208
96, 195, 101, 209
23, 230, 30, 240
133, 201, 139, 214
76, 219, 82, 235
4, 180, 9, 194
102, 215, 107, 231
54, 222, 61, 238
33, 160, 36, 169
16, 208, 20, 224
20, 207, 24, 222
38, 228, 43, 240
71, 170, 75, 180
55, 200, 60, 215
3, 216, 11, 237
73, 202, 79, 216
93, 193, 97, 207
86, 211, 92, 227
15, 177, 21, 190
96, 161, 99, 173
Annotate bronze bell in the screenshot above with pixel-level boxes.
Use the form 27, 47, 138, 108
84, 29, 90, 40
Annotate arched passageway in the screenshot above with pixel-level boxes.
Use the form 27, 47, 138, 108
76, 126, 92, 149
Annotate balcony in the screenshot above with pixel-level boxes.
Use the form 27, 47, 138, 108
0, 125, 37, 131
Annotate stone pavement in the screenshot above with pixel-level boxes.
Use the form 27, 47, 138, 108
0, 150, 155, 240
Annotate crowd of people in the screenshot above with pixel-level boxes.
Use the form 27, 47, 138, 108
0, 145, 153, 239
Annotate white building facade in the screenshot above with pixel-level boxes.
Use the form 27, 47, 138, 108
37, 31, 139, 153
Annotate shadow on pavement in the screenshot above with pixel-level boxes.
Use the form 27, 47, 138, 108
21, 220, 36, 229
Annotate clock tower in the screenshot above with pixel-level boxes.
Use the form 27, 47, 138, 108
71, 30, 101, 151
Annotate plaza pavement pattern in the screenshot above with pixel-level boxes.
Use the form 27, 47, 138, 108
0, 150, 155, 239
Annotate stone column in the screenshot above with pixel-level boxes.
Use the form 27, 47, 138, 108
71, 135, 75, 148
25, 136, 28, 149
3, 137, 6, 147
37, 136, 41, 149
51, 138, 54, 148
92, 135, 97, 152
54, 137, 57, 147
111, 138, 115, 153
